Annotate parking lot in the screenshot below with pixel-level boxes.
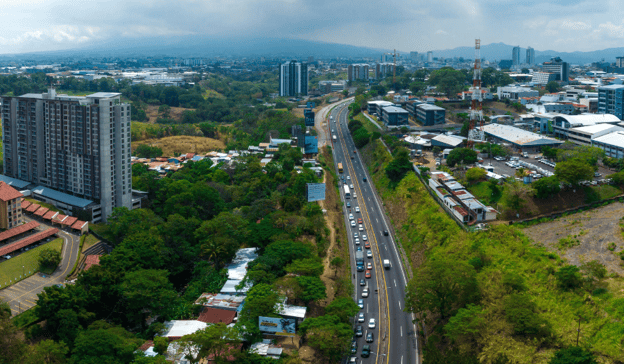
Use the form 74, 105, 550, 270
478, 153, 613, 182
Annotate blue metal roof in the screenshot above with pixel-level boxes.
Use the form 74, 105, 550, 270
31, 186, 94, 208
0, 175, 31, 189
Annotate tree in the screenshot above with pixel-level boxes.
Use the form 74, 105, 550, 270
329, 257, 344, 277
542, 146, 557, 160
608, 170, 624, 185
299, 315, 353, 362
555, 265, 582, 290
444, 304, 484, 343
502, 181, 534, 211
465, 168, 487, 183
446, 148, 477, 168
549, 347, 597, 364
545, 81, 561, 93
239, 283, 280, 330
555, 159, 594, 186
153, 337, 169, 356
386, 147, 413, 183
324, 297, 359, 324
504, 294, 551, 338
135, 144, 163, 158
39, 248, 62, 271
533, 175, 561, 199
70, 321, 140, 364
285, 257, 324, 277
178, 323, 240, 364
432, 146, 441, 156
296, 276, 327, 304
120, 270, 177, 329
405, 259, 479, 319
25, 340, 69, 364
0, 299, 26, 364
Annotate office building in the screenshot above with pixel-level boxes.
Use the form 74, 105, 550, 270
0, 181, 23, 229
318, 80, 346, 94
531, 72, 557, 85
512, 46, 521, 66
375, 63, 394, 79
598, 84, 624, 119
617, 57, 624, 68
427, 51, 433, 62
497, 86, 539, 100
416, 104, 446, 126
526, 47, 535, 65
347, 64, 369, 82
380, 106, 409, 126
279, 60, 308, 97
542, 57, 569, 82
1, 89, 132, 222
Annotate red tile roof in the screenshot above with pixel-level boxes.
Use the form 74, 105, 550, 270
0, 228, 59, 256
21, 200, 31, 209
453, 206, 469, 216
138, 340, 153, 352
71, 220, 87, 230
43, 211, 58, 220
34, 207, 49, 217
26, 203, 41, 213
62, 216, 78, 226
0, 221, 40, 242
0, 182, 23, 202
197, 307, 236, 324
84, 255, 101, 270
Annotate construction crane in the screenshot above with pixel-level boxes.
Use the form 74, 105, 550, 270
383, 49, 400, 90
467, 39, 485, 148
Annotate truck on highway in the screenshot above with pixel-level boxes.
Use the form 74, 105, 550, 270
356, 251, 364, 270
383, 259, 391, 269
333, 135, 337, 142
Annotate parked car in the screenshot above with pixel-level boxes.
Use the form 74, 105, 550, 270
355, 325, 363, 337
351, 341, 358, 354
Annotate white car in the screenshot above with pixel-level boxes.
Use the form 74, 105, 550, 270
349, 214, 354, 220
353, 232, 359, 238
351, 221, 356, 227
355, 206, 360, 213
367, 250, 373, 258
350, 184, 354, 189
347, 176, 351, 180
359, 224, 364, 231
362, 235, 368, 241
362, 288, 369, 298
369, 318, 376, 329
367, 262, 373, 270
355, 238, 360, 245
358, 313, 365, 322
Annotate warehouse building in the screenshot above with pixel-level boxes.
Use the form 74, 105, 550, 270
566, 124, 624, 146
482, 124, 562, 152
592, 131, 624, 159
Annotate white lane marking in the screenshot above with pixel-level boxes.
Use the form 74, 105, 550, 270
401, 326, 403, 337
398, 300, 401, 309
402, 356, 404, 364
394, 279, 397, 287
367, 304, 369, 313
376, 218, 379, 223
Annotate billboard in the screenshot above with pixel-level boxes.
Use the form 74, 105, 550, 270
304, 109, 315, 127
307, 183, 326, 202
259, 316, 296, 335
307, 102, 315, 109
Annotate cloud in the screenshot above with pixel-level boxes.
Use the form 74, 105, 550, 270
560, 20, 592, 30
436, 30, 449, 35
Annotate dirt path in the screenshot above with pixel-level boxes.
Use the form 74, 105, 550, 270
523, 202, 624, 274
318, 173, 337, 306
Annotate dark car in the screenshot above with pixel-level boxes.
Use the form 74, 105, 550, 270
383, 229, 389, 236
355, 325, 363, 337
360, 279, 366, 286
350, 340, 358, 354
363, 177, 367, 182
357, 264, 364, 272
356, 246, 363, 251
361, 345, 371, 358
366, 332, 374, 343
347, 202, 351, 208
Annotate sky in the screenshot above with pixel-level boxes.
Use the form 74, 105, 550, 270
2, 0, 624, 55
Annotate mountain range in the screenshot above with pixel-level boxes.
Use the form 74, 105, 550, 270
1, 37, 622, 65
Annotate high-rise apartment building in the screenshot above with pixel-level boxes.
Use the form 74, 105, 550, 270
542, 57, 569, 82
1, 89, 132, 222
427, 51, 433, 62
347, 64, 369, 82
526, 47, 535, 65
598, 85, 624, 119
512, 46, 521, 66
375, 63, 395, 80
279, 60, 308, 97
616, 57, 624, 68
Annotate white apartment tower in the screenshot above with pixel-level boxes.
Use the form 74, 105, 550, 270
279, 61, 308, 97
512, 46, 521, 66
1, 89, 132, 222
526, 47, 535, 65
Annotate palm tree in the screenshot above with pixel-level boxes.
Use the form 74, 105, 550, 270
201, 240, 225, 268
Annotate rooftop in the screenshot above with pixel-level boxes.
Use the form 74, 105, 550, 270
418, 103, 445, 111
194, 293, 245, 311
554, 114, 621, 127
197, 307, 236, 324
598, 84, 624, 90
0, 228, 59, 257
161, 320, 208, 338
482, 124, 562, 146
276, 304, 307, 319
0, 221, 40, 243
0, 182, 23, 202
570, 124, 624, 135
432, 134, 465, 147
32, 186, 94, 208
593, 131, 624, 149
87, 92, 122, 98
0, 175, 31, 189
382, 106, 409, 113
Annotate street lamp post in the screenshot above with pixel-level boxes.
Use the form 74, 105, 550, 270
22, 265, 25, 278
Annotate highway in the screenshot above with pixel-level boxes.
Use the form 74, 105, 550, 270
324, 102, 418, 364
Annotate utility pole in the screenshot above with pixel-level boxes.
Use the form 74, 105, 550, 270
467, 39, 485, 149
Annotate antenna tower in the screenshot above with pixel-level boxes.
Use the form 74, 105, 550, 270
467, 39, 485, 148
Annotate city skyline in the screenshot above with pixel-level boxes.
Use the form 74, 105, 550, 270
1, 0, 624, 55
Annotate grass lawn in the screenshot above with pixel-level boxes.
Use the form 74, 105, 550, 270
89, 223, 112, 242
24, 198, 64, 214
0, 238, 63, 288
467, 181, 503, 206
132, 135, 225, 156
585, 185, 622, 203
354, 113, 382, 134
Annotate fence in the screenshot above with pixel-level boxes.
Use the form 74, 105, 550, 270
0, 262, 40, 290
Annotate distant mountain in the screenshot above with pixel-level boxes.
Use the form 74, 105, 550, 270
4, 36, 390, 60
426, 42, 624, 65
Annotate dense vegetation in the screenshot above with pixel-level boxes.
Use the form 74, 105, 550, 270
1, 145, 353, 363
361, 139, 624, 364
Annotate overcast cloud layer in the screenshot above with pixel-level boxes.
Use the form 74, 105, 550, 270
2, 0, 624, 54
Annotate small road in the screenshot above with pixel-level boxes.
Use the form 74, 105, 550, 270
315, 97, 354, 147
0, 218, 80, 315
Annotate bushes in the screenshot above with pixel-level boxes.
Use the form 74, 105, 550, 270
533, 175, 561, 199
504, 294, 552, 338
555, 265, 582, 290
446, 148, 477, 167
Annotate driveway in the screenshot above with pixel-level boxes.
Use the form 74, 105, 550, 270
0, 218, 80, 315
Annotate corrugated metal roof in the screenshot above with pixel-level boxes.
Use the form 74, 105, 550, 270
482, 124, 562, 146
570, 124, 624, 135
556, 114, 620, 127
593, 131, 624, 149
432, 134, 464, 147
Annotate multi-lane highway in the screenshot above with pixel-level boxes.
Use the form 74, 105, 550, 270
324, 102, 418, 364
